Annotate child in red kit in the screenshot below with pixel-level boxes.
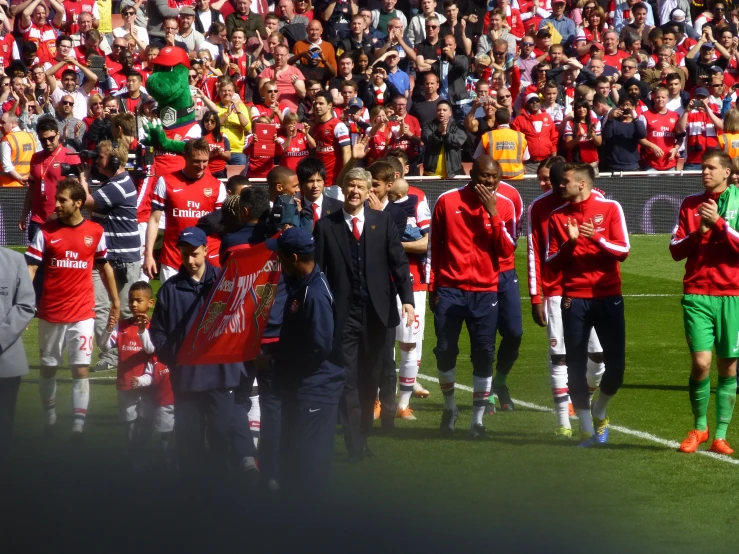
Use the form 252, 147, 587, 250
102, 281, 174, 469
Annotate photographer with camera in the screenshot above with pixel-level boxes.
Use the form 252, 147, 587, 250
675, 87, 723, 170
79, 141, 141, 373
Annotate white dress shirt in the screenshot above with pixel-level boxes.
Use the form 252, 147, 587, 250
343, 207, 365, 235
304, 195, 324, 219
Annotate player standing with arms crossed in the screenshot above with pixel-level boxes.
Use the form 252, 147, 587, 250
528, 158, 605, 437
26, 178, 121, 437
546, 163, 630, 446
429, 156, 516, 438
670, 150, 739, 455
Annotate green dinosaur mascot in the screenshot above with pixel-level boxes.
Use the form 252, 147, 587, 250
143, 46, 201, 177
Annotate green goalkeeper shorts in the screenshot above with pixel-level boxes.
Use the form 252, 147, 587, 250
682, 294, 739, 358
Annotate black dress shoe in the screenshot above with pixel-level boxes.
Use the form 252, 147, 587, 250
380, 417, 395, 431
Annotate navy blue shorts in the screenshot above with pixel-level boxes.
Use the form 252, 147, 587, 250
433, 287, 499, 377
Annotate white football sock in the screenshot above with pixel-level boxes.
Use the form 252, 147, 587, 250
550, 362, 571, 428
415, 338, 423, 366
438, 367, 457, 411
72, 378, 90, 432
591, 391, 614, 420
39, 377, 57, 424
248, 394, 261, 448
398, 348, 418, 410
578, 409, 595, 435
472, 375, 492, 426
586, 358, 605, 403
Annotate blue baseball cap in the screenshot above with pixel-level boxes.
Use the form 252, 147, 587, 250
177, 226, 207, 247
347, 97, 363, 113
265, 227, 315, 255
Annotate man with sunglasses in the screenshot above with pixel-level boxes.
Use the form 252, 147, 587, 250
19, 117, 81, 243
113, 6, 150, 49
55, 93, 86, 151
411, 15, 443, 102
250, 80, 290, 124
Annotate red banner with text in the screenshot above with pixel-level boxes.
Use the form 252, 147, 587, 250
177, 242, 281, 365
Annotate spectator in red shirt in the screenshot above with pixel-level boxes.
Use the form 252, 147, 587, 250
637, 85, 680, 171
387, 95, 422, 175
512, 92, 559, 173
601, 29, 629, 70
20, 0, 66, 64
200, 110, 231, 179
676, 87, 724, 169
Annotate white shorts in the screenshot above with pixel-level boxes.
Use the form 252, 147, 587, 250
323, 185, 344, 201
118, 388, 154, 422
159, 263, 178, 284
118, 390, 174, 432
39, 318, 95, 367
153, 404, 175, 433
395, 291, 426, 343
545, 296, 602, 356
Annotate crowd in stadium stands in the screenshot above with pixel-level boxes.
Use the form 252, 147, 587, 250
4, 0, 739, 186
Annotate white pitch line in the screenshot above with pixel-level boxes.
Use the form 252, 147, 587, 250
416, 372, 739, 466
622, 294, 680, 297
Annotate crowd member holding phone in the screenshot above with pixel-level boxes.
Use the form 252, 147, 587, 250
675, 87, 723, 170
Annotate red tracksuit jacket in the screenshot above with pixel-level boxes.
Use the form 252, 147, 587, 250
528, 189, 565, 303
429, 184, 517, 292
546, 193, 630, 298
497, 181, 523, 273
669, 189, 739, 296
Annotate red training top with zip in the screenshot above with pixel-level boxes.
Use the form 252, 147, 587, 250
496, 181, 523, 272
669, 189, 739, 296
527, 189, 565, 303
546, 193, 630, 298
429, 184, 516, 292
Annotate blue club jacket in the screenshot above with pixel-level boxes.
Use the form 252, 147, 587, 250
273, 264, 344, 404
150, 263, 247, 392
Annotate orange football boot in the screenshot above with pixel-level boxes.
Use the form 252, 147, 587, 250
709, 439, 734, 455
679, 428, 709, 453
568, 402, 576, 417
373, 399, 381, 420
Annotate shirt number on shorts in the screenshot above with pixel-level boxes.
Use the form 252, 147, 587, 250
79, 335, 93, 353
413, 315, 420, 332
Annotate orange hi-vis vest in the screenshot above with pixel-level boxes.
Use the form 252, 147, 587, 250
0, 130, 36, 187
482, 128, 526, 180
719, 133, 739, 160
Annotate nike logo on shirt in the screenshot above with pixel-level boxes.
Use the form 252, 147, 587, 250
173, 188, 183, 192
50, 239, 62, 244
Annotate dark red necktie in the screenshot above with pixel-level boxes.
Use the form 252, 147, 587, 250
352, 217, 361, 240
312, 203, 319, 224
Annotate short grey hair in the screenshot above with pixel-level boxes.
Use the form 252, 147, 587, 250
344, 168, 372, 190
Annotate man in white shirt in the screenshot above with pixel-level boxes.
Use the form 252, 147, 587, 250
46, 58, 99, 120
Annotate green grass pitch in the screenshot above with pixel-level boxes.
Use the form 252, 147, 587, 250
7, 236, 739, 552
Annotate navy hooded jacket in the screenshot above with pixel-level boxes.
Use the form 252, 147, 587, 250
273, 264, 344, 404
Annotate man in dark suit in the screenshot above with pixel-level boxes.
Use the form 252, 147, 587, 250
314, 166, 415, 462
297, 157, 344, 228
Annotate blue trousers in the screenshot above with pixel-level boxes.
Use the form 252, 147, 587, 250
496, 269, 523, 376
173, 388, 236, 473
433, 287, 499, 377
279, 397, 339, 495
562, 296, 626, 410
